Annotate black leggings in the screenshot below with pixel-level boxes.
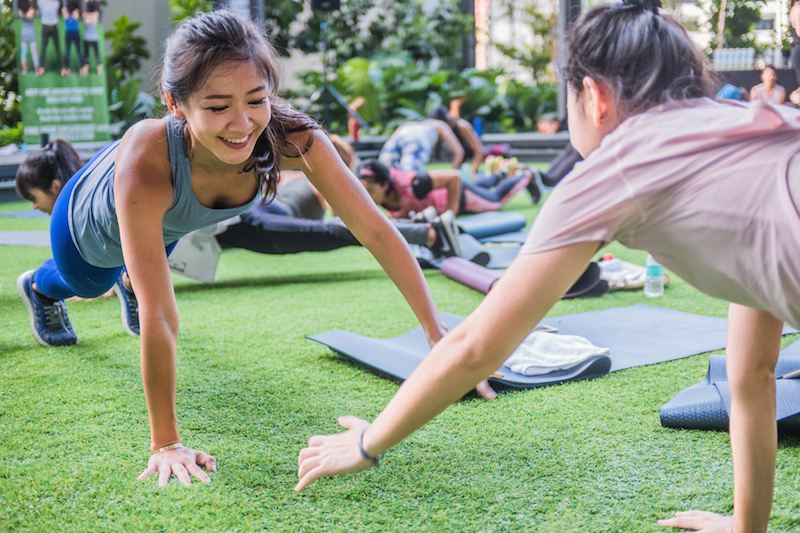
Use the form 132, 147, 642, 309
64, 30, 82, 70
83, 40, 99, 67
41, 24, 62, 69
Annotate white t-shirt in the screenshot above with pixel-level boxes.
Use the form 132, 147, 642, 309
522, 98, 800, 327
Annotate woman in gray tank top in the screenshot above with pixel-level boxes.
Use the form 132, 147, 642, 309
16, 10, 447, 489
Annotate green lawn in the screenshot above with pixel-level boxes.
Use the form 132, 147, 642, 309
1, 191, 799, 532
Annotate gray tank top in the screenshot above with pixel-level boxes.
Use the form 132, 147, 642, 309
69, 115, 260, 268
272, 177, 325, 220
84, 22, 98, 42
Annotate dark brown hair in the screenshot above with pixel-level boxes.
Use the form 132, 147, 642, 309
160, 10, 319, 200
563, 0, 715, 117
16, 139, 83, 201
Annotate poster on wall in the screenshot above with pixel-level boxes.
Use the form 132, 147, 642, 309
13, 0, 111, 146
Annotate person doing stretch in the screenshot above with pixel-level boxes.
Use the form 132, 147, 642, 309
357, 158, 533, 219
14, 138, 462, 264
378, 118, 465, 174
15, 10, 447, 488
297, 2, 800, 532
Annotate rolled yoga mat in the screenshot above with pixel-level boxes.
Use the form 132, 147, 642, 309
440, 257, 608, 299
307, 306, 799, 392
660, 340, 800, 434
456, 212, 527, 239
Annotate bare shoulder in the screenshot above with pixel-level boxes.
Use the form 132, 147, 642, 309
116, 118, 173, 187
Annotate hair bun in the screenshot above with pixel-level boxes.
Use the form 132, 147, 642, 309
622, 0, 662, 12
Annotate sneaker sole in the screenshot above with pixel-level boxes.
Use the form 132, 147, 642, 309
438, 212, 463, 258
17, 270, 51, 347
113, 282, 139, 336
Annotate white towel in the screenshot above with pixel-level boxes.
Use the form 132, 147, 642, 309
503, 331, 610, 376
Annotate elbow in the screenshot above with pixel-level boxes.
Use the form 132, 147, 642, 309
443, 327, 504, 377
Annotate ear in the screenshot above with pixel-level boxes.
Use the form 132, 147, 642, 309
164, 92, 185, 119
582, 77, 614, 127
49, 179, 62, 197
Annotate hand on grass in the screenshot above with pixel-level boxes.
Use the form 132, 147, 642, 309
658, 511, 734, 532
138, 446, 217, 487
475, 372, 505, 400
295, 415, 374, 492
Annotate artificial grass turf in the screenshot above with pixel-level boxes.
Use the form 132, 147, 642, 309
2, 194, 800, 532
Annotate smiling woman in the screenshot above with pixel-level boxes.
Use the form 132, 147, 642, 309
13, 9, 448, 489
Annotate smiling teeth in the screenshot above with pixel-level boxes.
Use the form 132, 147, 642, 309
223, 136, 248, 143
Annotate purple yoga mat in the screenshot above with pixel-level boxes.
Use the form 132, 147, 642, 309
440, 257, 504, 293
440, 257, 608, 298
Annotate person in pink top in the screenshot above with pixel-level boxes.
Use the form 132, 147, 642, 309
356, 158, 533, 219
295, 0, 800, 531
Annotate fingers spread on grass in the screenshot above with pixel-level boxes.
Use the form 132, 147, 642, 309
657, 510, 734, 532
295, 416, 372, 492
195, 451, 217, 473
173, 463, 192, 486
476, 379, 497, 400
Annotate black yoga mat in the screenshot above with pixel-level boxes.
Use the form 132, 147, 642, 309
308, 306, 798, 391
661, 340, 800, 433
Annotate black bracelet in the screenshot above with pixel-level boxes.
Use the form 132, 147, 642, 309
358, 428, 381, 467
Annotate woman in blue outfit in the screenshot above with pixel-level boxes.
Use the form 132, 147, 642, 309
16, 10, 447, 487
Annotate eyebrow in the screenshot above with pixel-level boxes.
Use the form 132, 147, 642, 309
202, 86, 267, 100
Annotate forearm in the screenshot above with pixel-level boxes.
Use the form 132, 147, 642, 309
726, 303, 782, 533
446, 181, 461, 214
365, 223, 446, 343
140, 316, 180, 451
360, 245, 597, 457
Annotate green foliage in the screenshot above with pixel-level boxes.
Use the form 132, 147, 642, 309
293, 56, 557, 136
0, 0, 21, 143
0, 121, 23, 146
706, 0, 765, 52
169, 0, 213, 23
493, 0, 555, 83
267, 0, 472, 70
104, 15, 155, 138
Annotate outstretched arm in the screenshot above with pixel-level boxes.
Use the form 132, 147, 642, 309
456, 119, 486, 173
431, 120, 465, 169
428, 169, 462, 214
659, 303, 782, 533
115, 121, 216, 486
289, 130, 447, 345
296, 241, 599, 491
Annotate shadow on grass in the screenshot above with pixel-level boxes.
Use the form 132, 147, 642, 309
173, 269, 394, 294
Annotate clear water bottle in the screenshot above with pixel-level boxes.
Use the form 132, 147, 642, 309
644, 253, 664, 298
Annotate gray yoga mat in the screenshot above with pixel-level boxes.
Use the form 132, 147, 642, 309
456, 212, 527, 239
661, 341, 800, 433
309, 313, 611, 392
0, 231, 50, 247
308, 305, 798, 391
0, 209, 49, 219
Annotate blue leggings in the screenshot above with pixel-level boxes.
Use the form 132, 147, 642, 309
34, 165, 176, 300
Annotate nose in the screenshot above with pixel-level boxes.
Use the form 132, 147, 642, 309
229, 106, 253, 132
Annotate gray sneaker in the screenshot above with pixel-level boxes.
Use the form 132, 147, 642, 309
430, 210, 462, 258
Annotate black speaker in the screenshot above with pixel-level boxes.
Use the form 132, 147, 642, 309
311, 0, 340, 11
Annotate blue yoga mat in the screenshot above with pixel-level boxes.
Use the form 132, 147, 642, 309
0, 231, 50, 247
478, 228, 529, 244
0, 210, 49, 219
308, 305, 798, 391
456, 212, 527, 239
661, 341, 800, 433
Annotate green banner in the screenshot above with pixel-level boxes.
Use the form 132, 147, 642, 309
14, 0, 110, 145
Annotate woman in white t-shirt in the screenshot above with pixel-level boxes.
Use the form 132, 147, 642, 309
296, 1, 800, 531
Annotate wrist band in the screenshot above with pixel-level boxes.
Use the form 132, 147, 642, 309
152, 442, 183, 455
358, 429, 381, 467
